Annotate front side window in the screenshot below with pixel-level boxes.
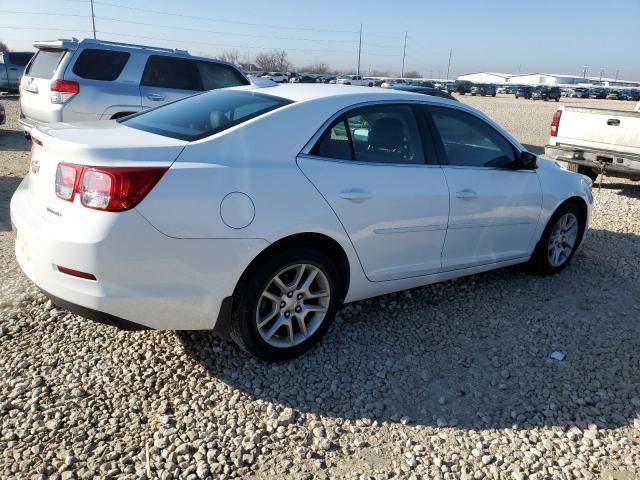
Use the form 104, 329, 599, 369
7, 52, 33, 67
197, 61, 249, 90
121, 90, 291, 141
72, 49, 130, 81
429, 107, 516, 168
311, 105, 425, 165
141, 55, 202, 91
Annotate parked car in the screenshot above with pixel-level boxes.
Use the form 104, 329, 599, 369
11, 84, 592, 361
454, 80, 473, 95
514, 86, 534, 99
606, 90, 622, 100
387, 85, 458, 101
261, 72, 288, 83
445, 83, 457, 93
291, 75, 318, 84
18, 38, 248, 134
545, 105, 640, 181
570, 88, 590, 98
620, 90, 640, 101
589, 88, 607, 99
496, 85, 509, 94
336, 75, 373, 86
470, 84, 496, 97
0, 103, 5, 125
531, 86, 561, 102
0, 51, 33, 92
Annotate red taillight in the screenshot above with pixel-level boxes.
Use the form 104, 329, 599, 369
550, 110, 562, 137
56, 266, 97, 280
50, 80, 79, 104
50, 79, 80, 94
55, 163, 83, 201
55, 164, 168, 211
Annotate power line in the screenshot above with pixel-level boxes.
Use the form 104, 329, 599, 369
95, 16, 358, 44
0, 25, 93, 33
0, 9, 90, 18
93, 0, 359, 34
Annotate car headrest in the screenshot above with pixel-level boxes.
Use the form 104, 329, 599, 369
369, 117, 404, 150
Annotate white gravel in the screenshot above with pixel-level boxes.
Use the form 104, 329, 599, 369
1, 93, 640, 479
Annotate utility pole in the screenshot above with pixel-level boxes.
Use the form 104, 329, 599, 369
599, 68, 605, 82
582, 65, 588, 79
90, 0, 96, 39
446, 49, 452, 80
356, 24, 362, 76
401, 31, 407, 78
615, 69, 620, 81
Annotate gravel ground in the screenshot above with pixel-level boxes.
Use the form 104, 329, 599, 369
1, 93, 639, 480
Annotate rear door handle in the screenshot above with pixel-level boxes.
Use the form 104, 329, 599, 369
339, 189, 372, 202
607, 118, 620, 126
147, 93, 165, 101
8, 67, 18, 71
455, 189, 478, 199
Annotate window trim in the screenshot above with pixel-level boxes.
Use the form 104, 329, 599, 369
304, 102, 432, 167
422, 105, 523, 170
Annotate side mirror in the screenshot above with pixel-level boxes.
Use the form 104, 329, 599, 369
516, 151, 537, 170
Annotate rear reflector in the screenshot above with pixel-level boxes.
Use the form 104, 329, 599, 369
55, 163, 168, 211
50, 80, 79, 104
57, 266, 97, 280
550, 110, 562, 137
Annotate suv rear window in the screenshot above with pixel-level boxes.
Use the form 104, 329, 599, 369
121, 90, 291, 141
7, 52, 33, 66
72, 49, 130, 81
25, 49, 66, 79
141, 55, 248, 91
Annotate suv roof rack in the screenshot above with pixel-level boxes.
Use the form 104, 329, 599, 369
81, 38, 191, 55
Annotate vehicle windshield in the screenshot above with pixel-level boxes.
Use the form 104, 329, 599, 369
121, 89, 292, 141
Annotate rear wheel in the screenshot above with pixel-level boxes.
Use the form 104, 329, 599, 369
230, 248, 341, 361
528, 202, 585, 275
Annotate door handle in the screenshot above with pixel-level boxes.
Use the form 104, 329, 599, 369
339, 189, 372, 202
147, 93, 165, 101
455, 189, 478, 199
607, 118, 620, 126
8, 67, 18, 71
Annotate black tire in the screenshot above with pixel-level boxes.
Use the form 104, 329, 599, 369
578, 166, 598, 182
515, 95, 519, 99
555, 97, 559, 102
230, 247, 341, 361
528, 202, 586, 275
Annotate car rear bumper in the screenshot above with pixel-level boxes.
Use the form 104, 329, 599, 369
10, 177, 268, 330
545, 144, 640, 180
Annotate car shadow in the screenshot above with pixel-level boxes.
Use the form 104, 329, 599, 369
0, 129, 30, 153
0, 176, 22, 231
178, 227, 640, 431
596, 181, 640, 199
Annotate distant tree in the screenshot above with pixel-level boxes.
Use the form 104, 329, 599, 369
219, 49, 241, 65
369, 69, 391, 77
404, 70, 421, 78
254, 50, 291, 72
0, 40, 8, 52
301, 63, 329, 74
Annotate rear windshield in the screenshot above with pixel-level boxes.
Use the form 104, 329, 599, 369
7, 52, 33, 66
121, 89, 292, 141
25, 49, 66, 79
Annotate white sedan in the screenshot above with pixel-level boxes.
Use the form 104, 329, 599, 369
11, 84, 593, 361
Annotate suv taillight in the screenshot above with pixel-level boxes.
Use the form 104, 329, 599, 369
50, 80, 79, 104
55, 164, 168, 211
550, 110, 562, 137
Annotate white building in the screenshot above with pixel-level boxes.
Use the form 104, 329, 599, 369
507, 73, 588, 86
456, 72, 512, 84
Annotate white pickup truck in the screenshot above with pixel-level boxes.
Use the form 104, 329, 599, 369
544, 105, 640, 181
335, 75, 373, 87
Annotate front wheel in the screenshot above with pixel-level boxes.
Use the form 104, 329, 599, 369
230, 248, 341, 361
528, 202, 585, 275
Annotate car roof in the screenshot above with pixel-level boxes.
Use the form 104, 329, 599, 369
229, 83, 455, 105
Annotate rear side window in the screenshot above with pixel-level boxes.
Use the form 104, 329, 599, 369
7, 52, 33, 67
141, 55, 202, 91
121, 90, 291, 141
25, 49, 66, 79
72, 49, 130, 81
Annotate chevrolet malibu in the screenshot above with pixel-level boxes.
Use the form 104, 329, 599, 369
11, 84, 593, 361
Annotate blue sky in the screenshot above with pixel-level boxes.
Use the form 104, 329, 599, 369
2, 0, 639, 80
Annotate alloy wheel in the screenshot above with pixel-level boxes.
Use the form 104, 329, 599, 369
547, 213, 579, 267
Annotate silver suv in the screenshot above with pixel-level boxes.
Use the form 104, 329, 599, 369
19, 38, 249, 132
